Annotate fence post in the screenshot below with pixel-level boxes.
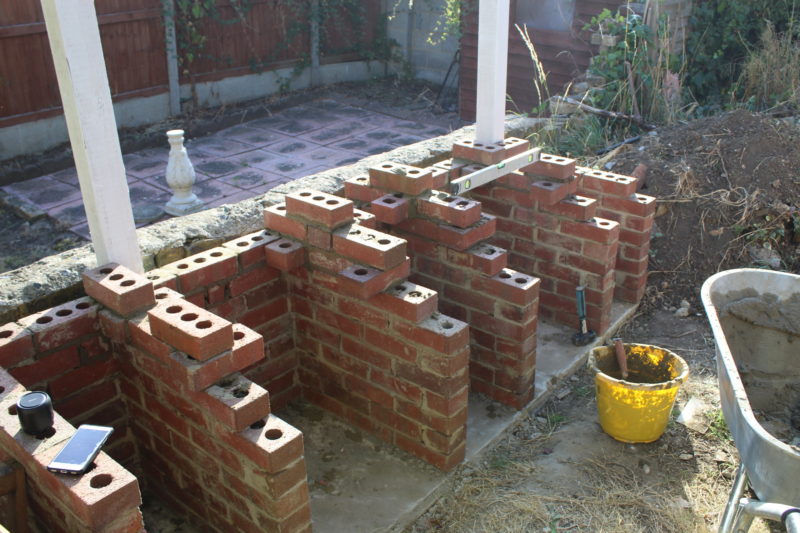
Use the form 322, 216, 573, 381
40, 0, 144, 273
475, 0, 510, 144
163, 0, 181, 115
310, 0, 321, 86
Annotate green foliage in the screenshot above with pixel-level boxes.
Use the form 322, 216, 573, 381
708, 409, 732, 442
685, 0, 799, 110
584, 8, 681, 126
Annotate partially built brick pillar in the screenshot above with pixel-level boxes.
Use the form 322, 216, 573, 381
343, 154, 541, 410
460, 153, 625, 334
575, 167, 657, 303
0, 260, 312, 532
263, 190, 470, 470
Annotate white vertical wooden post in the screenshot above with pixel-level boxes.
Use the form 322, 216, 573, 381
475, 0, 510, 144
41, 0, 144, 273
163, 0, 182, 116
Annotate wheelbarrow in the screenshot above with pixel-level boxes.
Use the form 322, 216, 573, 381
702, 269, 800, 532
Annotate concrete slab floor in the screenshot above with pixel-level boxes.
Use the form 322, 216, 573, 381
279, 302, 637, 533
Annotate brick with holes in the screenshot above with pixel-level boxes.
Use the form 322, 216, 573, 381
265, 239, 306, 272
162, 247, 238, 293
332, 225, 407, 270
368, 162, 433, 196
285, 190, 354, 229
417, 191, 482, 228
370, 194, 410, 225
521, 153, 576, 180
82, 263, 155, 317
147, 298, 233, 361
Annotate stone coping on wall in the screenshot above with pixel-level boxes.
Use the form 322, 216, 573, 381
0, 117, 548, 324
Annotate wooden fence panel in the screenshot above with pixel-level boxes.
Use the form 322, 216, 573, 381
1, 0, 384, 128
0, 0, 167, 127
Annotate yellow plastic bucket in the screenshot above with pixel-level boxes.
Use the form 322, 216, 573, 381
589, 343, 689, 443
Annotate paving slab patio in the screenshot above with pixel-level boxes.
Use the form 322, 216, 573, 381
0, 98, 455, 239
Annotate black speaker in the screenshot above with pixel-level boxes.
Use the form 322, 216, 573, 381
17, 391, 54, 436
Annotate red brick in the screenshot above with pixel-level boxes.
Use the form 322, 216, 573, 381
82, 263, 155, 317
55, 380, 117, 420
225, 414, 304, 472
223, 230, 282, 269
393, 313, 469, 354
394, 433, 464, 471
576, 167, 637, 196
337, 299, 389, 329
49, 358, 118, 400
352, 207, 377, 229
229, 265, 280, 297
624, 214, 654, 233
97, 310, 127, 345
207, 284, 226, 305
163, 247, 238, 293
536, 228, 583, 253
197, 374, 270, 431
369, 282, 438, 323
32, 446, 141, 531
452, 138, 508, 165
425, 386, 468, 417
332, 225, 407, 270
344, 175, 383, 203
127, 315, 173, 361
606, 193, 657, 218
618, 228, 651, 246
147, 297, 233, 361
522, 153, 576, 180
496, 171, 532, 190
0, 322, 35, 368
368, 162, 433, 195
18, 297, 97, 352
437, 213, 496, 251
341, 336, 393, 370
417, 191, 482, 228
541, 194, 596, 220
336, 258, 410, 300
475, 269, 540, 306
363, 326, 417, 363
264, 203, 308, 240
370, 193, 410, 225
560, 217, 620, 244
265, 239, 306, 272
9, 345, 80, 386
285, 189, 354, 229
445, 244, 507, 276
486, 186, 536, 208
144, 268, 178, 290
239, 298, 289, 332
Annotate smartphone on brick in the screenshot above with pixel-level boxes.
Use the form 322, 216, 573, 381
47, 424, 114, 475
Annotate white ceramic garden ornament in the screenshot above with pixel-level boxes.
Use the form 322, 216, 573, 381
164, 129, 204, 216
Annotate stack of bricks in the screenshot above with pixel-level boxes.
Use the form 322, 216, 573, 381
456, 145, 652, 334
144, 232, 297, 410
263, 190, 470, 471
0, 261, 312, 533
343, 152, 541, 409
574, 167, 656, 303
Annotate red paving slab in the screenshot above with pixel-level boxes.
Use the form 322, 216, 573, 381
1, 99, 456, 243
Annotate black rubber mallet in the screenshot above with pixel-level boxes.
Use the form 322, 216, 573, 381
572, 285, 597, 346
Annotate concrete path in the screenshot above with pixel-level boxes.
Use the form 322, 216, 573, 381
0, 98, 453, 239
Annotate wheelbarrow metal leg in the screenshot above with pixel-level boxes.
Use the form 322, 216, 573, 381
719, 463, 749, 533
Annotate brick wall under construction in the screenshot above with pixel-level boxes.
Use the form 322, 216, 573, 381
0, 136, 655, 532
